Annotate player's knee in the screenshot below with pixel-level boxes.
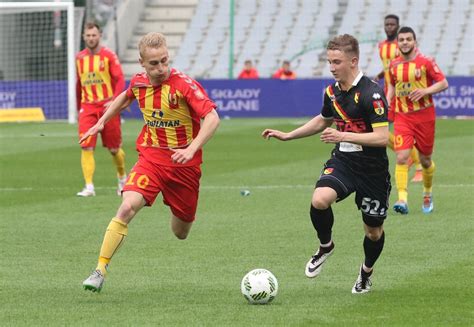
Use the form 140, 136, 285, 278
365, 227, 384, 241
312, 197, 331, 210
109, 148, 119, 155
117, 201, 137, 221
173, 230, 189, 240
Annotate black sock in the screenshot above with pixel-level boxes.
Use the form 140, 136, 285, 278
363, 232, 385, 269
310, 205, 334, 245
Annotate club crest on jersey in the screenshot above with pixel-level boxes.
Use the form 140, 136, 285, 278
415, 68, 421, 79
373, 100, 385, 115
354, 92, 360, 103
323, 168, 334, 175
168, 92, 178, 108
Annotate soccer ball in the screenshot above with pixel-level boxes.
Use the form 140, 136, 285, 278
241, 269, 278, 304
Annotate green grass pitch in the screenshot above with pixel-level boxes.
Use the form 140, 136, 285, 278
0, 118, 472, 326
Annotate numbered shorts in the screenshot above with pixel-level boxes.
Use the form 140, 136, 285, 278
123, 157, 202, 222
316, 157, 391, 227
393, 110, 435, 155
78, 104, 122, 149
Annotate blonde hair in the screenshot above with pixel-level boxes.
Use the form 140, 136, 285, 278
138, 32, 167, 57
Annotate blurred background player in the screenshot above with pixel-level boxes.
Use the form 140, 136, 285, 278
376, 14, 422, 183
272, 60, 296, 79
237, 59, 259, 79
81, 32, 220, 293
262, 35, 390, 294
387, 27, 448, 215
76, 22, 126, 197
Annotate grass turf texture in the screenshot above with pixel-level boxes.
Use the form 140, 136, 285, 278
0, 118, 472, 326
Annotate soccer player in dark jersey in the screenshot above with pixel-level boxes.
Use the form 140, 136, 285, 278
80, 32, 220, 293
376, 14, 423, 183
262, 34, 391, 294
387, 27, 448, 215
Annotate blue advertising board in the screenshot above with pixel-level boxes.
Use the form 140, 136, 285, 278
1, 77, 472, 119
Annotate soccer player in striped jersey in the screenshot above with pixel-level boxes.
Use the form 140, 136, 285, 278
387, 27, 448, 214
80, 32, 220, 292
376, 14, 423, 183
76, 22, 126, 197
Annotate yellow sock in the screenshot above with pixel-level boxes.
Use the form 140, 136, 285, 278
410, 148, 422, 170
111, 148, 126, 178
422, 161, 435, 194
388, 132, 395, 151
395, 164, 409, 202
81, 149, 95, 185
96, 217, 128, 275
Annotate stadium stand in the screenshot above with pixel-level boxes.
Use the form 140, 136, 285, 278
116, 0, 473, 79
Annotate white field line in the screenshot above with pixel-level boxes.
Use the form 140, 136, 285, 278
0, 184, 473, 192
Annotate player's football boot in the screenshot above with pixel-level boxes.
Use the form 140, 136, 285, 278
83, 269, 104, 293
117, 176, 127, 196
305, 243, 335, 278
422, 193, 434, 214
352, 266, 372, 294
411, 169, 423, 183
393, 201, 409, 215
76, 187, 96, 197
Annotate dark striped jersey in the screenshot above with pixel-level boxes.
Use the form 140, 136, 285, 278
321, 73, 389, 173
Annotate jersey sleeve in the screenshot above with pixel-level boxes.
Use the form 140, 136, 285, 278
125, 76, 137, 99
178, 75, 216, 118
106, 50, 125, 99
320, 86, 334, 119
425, 57, 446, 83
361, 83, 389, 128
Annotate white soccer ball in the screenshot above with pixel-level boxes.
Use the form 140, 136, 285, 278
241, 268, 278, 304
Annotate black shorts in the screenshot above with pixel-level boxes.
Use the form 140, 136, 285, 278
315, 157, 391, 226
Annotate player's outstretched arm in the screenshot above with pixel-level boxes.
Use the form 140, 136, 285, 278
171, 109, 220, 164
262, 115, 333, 141
79, 91, 131, 144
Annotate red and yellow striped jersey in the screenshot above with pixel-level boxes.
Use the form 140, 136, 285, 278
378, 39, 399, 94
389, 53, 445, 114
76, 47, 125, 107
126, 69, 216, 166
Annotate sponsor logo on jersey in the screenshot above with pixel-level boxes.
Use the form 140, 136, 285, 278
372, 93, 381, 99
354, 92, 360, 103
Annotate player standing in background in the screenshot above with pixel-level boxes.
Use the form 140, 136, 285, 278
263, 35, 390, 294
272, 60, 297, 79
375, 14, 423, 183
76, 22, 126, 197
81, 32, 220, 292
237, 59, 259, 79
387, 27, 448, 215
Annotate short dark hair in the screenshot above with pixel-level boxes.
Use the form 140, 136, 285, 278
384, 14, 399, 24
398, 26, 416, 40
244, 60, 252, 65
327, 34, 359, 58
84, 22, 101, 32
283, 60, 291, 65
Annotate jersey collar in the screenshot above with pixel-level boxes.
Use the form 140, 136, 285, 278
335, 71, 364, 91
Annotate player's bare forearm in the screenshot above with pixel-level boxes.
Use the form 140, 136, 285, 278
171, 109, 220, 164
409, 79, 449, 102
262, 115, 333, 141
101, 91, 131, 124
321, 126, 389, 147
